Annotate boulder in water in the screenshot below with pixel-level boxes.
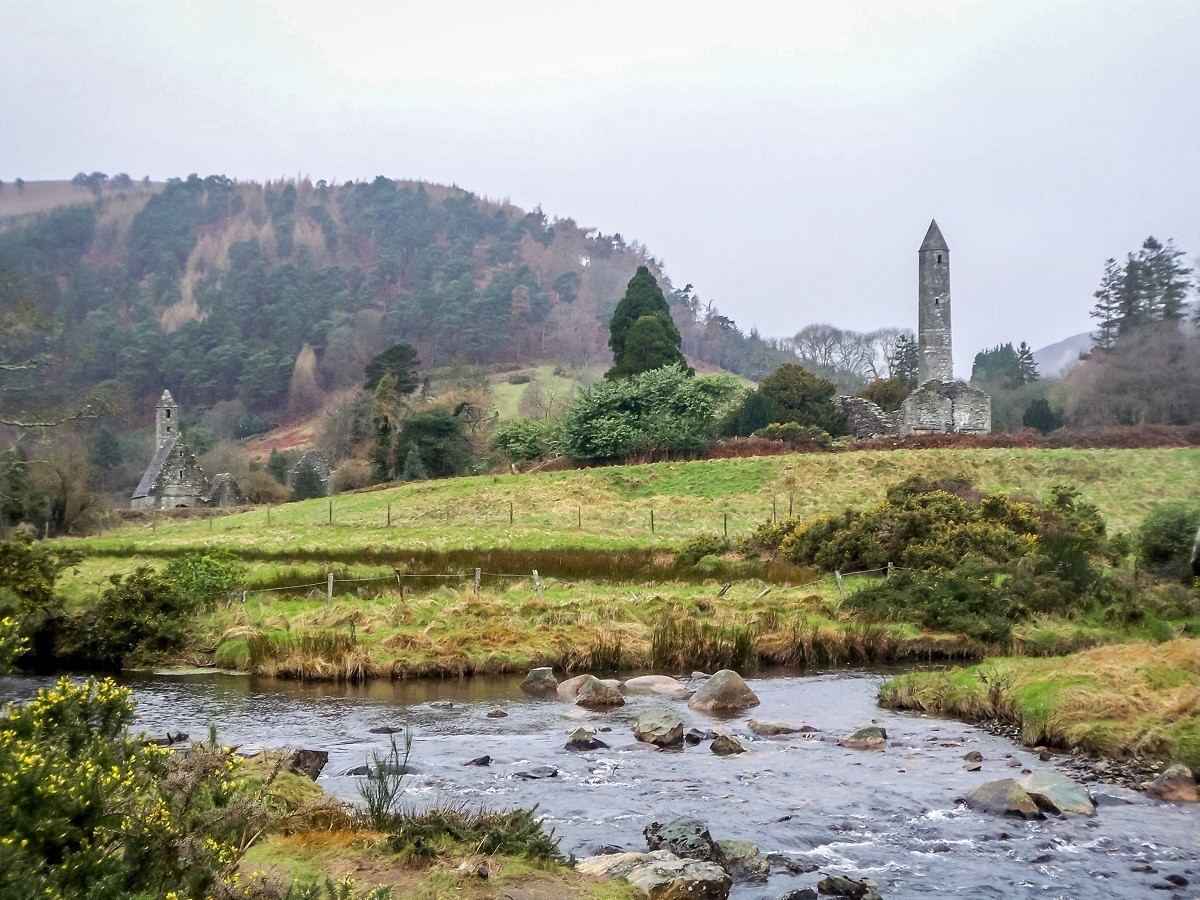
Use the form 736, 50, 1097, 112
710, 733, 749, 756
748, 719, 799, 737
462, 755, 491, 767
634, 707, 685, 747
486, 709, 508, 718
816, 873, 883, 900
624, 674, 691, 697
688, 670, 760, 713
686, 727, 716, 745
841, 726, 887, 750
1146, 764, 1199, 803
576, 675, 625, 708
715, 840, 769, 881
644, 816, 720, 862
557, 673, 592, 699
963, 779, 1043, 819
515, 765, 558, 779
1018, 772, 1096, 816
566, 725, 608, 751
521, 667, 558, 695
369, 725, 404, 735
577, 850, 732, 900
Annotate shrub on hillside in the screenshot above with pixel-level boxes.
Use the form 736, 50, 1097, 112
68, 568, 199, 667
674, 533, 732, 566
748, 477, 1106, 580
331, 459, 374, 492
490, 419, 554, 462
754, 422, 833, 450
558, 364, 739, 461
1136, 501, 1200, 574
161, 551, 244, 605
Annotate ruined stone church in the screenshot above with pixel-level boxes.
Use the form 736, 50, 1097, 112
838, 221, 991, 437
131, 390, 247, 509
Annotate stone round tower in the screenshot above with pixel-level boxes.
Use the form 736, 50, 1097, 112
917, 219, 953, 384
155, 389, 179, 448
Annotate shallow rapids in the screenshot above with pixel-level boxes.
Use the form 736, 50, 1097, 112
4, 668, 1197, 898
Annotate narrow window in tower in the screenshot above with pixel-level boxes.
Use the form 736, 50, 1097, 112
937, 254, 942, 265
166, 409, 171, 418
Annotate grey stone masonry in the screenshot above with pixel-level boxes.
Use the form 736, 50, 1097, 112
917, 220, 953, 385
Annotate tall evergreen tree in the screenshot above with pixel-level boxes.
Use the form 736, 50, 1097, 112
1015, 342, 1039, 383
606, 266, 689, 379
290, 461, 326, 500
888, 333, 919, 387
1090, 257, 1124, 351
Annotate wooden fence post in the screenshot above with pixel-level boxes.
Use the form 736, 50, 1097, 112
723, 513, 728, 538
650, 509, 655, 533
328, 500, 332, 525
387, 503, 392, 527
772, 494, 777, 524
577, 506, 582, 529
532, 569, 543, 599
887, 561, 894, 580
266, 508, 271, 526
474, 568, 481, 600
835, 570, 845, 596
509, 500, 514, 525
327, 572, 334, 608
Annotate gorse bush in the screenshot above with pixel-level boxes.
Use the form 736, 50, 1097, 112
1136, 501, 1200, 573
674, 532, 732, 566
0, 677, 275, 900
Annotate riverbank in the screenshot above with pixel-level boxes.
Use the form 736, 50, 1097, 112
880, 638, 1200, 771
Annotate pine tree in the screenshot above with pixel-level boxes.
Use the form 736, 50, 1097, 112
606, 266, 689, 379
1090, 258, 1124, 351
267, 448, 289, 484
1022, 398, 1062, 434
290, 461, 326, 500
1016, 342, 1039, 383
888, 333, 919, 387
401, 447, 429, 481
371, 373, 401, 481
1140, 237, 1192, 321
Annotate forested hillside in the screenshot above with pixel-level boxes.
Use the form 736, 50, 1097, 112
0, 175, 789, 421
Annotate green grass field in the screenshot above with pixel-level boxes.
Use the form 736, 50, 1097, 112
62, 447, 1200, 562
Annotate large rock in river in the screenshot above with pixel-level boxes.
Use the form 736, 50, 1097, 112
816, 873, 883, 900
840, 726, 887, 750
1018, 772, 1095, 816
624, 675, 691, 698
566, 725, 608, 751
644, 816, 720, 862
710, 733, 749, 756
288, 749, 329, 780
557, 673, 591, 699
687, 670, 760, 713
748, 719, 799, 737
576, 675, 625, 708
577, 850, 732, 900
964, 779, 1044, 819
715, 840, 769, 881
634, 707, 685, 747
520, 667, 558, 695
1146, 763, 1200, 802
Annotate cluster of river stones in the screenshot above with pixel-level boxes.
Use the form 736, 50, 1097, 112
515, 666, 1200, 900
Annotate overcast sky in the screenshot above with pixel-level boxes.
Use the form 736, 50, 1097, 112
3, 0, 1198, 372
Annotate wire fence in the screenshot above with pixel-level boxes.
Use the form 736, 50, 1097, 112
221, 562, 905, 606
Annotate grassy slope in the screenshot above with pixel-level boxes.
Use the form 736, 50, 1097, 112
488, 364, 596, 421
880, 639, 1200, 768
63, 447, 1200, 559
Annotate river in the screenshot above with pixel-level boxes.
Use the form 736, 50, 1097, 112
4, 668, 1197, 898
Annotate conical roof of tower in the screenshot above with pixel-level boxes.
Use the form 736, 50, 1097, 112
920, 219, 948, 251
158, 389, 176, 406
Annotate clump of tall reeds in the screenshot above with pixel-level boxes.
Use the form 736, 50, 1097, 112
651, 613, 757, 671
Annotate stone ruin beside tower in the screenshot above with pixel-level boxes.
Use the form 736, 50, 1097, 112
837, 220, 991, 438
